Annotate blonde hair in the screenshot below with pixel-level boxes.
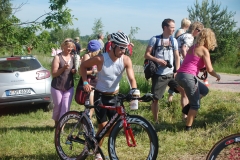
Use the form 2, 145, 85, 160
61, 38, 75, 50
188, 21, 204, 34
181, 18, 191, 28
90, 50, 100, 58
195, 28, 217, 51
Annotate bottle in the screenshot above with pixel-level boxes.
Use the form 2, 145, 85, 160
130, 89, 140, 110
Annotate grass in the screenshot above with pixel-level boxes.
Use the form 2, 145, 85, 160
1, 82, 240, 159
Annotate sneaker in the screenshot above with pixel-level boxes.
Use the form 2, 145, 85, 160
185, 126, 192, 131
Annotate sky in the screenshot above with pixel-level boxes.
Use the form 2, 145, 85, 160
13, 0, 240, 40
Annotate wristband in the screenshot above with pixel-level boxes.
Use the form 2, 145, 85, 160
83, 81, 89, 86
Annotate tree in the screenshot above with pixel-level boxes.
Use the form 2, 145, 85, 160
0, 0, 74, 55
91, 18, 104, 40
49, 27, 80, 46
128, 27, 140, 41
187, 0, 240, 63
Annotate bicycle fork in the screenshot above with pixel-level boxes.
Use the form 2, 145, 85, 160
122, 119, 136, 147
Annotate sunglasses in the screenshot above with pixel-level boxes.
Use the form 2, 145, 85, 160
196, 28, 201, 32
115, 44, 128, 51
64, 40, 74, 43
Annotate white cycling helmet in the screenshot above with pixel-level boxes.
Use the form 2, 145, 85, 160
110, 32, 130, 45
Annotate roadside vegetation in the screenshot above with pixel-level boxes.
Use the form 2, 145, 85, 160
0, 0, 240, 159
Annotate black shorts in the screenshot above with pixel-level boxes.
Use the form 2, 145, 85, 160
94, 90, 117, 124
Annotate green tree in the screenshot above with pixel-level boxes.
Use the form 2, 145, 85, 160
187, 0, 240, 64
128, 27, 140, 41
91, 18, 104, 40
0, 0, 74, 55
49, 27, 80, 45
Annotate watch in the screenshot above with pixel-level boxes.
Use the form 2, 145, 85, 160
83, 81, 89, 86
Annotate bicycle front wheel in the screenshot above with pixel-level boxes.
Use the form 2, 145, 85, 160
108, 115, 159, 160
206, 133, 240, 160
54, 111, 93, 160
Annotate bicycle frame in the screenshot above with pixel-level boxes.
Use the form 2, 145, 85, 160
66, 103, 138, 155
96, 104, 137, 147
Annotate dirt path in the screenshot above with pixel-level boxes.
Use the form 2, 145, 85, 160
133, 65, 240, 93
203, 73, 240, 92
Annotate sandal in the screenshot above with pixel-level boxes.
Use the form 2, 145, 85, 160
95, 153, 103, 160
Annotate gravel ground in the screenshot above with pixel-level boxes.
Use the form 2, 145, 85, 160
133, 65, 240, 93
202, 72, 240, 92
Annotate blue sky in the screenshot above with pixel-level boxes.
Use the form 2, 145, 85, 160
13, 0, 240, 40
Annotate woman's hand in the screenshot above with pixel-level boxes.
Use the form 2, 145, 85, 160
71, 69, 76, 74
216, 74, 221, 82
63, 63, 70, 70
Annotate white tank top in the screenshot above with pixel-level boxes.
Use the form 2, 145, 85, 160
96, 52, 125, 92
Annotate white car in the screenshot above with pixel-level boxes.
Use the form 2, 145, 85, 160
0, 55, 53, 111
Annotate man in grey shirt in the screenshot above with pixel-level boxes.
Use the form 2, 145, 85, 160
144, 18, 180, 124
97, 33, 104, 53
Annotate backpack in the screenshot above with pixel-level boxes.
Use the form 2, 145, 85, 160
143, 35, 174, 80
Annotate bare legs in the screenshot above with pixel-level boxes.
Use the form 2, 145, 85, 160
89, 90, 95, 119
185, 95, 204, 130
151, 100, 159, 123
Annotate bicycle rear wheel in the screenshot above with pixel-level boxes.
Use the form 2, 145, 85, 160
206, 133, 240, 160
108, 115, 159, 160
54, 111, 93, 160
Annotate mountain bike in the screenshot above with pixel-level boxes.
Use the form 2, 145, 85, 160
54, 89, 159, 160
206, 133, 240, 160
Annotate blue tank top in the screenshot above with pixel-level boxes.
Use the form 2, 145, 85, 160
96, 52, 125, 92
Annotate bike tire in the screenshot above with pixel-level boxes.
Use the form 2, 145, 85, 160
54, 111, 93, 160
206, 133, 240, 160
108, 115, 159, 160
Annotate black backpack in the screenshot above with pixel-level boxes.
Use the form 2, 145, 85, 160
143, 35, 174, 80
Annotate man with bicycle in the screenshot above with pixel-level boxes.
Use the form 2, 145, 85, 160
80, 31, 138, 160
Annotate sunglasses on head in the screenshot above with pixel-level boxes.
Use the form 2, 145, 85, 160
64, 40, 73, 43
115, 44, 128, 51
196, 28, 201, 32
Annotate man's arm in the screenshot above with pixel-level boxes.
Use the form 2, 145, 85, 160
124, 55, 137, 89
144, 45, 166, 66
174, 50, 180, 71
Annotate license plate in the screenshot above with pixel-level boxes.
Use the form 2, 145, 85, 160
6, 89, 31, 96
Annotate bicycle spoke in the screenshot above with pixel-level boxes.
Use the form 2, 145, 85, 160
108, 115, 158, 160
55, 111, 93, 159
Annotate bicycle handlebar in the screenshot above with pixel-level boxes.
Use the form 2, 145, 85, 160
79, 86, 154, 103
197, 67, 208, 80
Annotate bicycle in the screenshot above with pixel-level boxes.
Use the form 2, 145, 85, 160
54, 89, 159, 160
206, 133, 240, 160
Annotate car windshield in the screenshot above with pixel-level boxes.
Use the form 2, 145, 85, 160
0, 59, 41, 73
